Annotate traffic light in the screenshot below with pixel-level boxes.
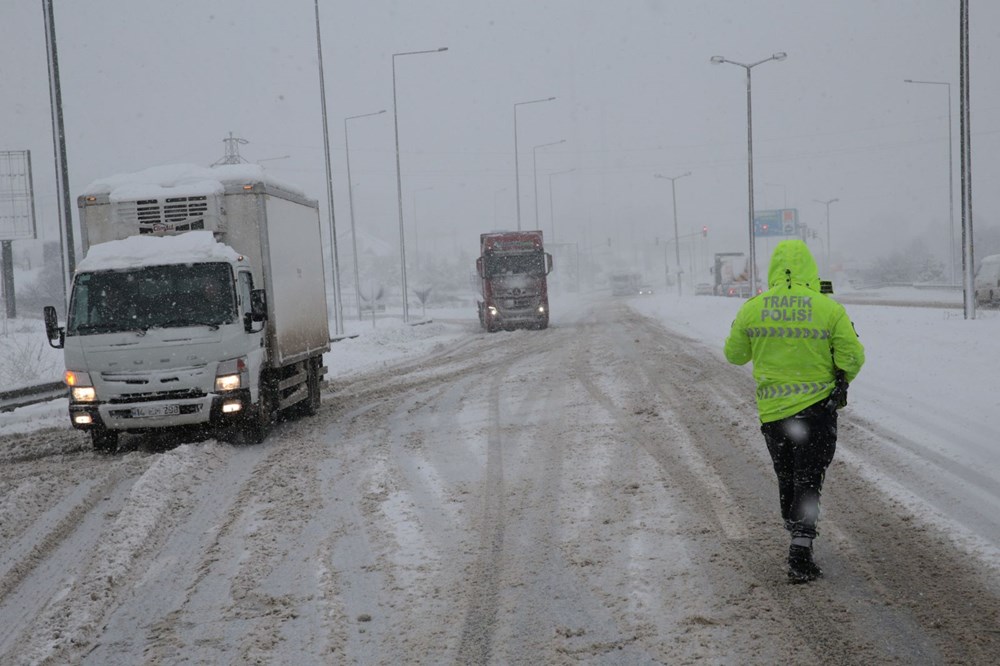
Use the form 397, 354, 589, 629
702, 225, 708, 237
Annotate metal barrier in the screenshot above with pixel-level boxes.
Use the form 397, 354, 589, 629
0, 381, 67, 413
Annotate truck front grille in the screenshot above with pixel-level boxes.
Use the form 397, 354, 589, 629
502, 297, 538, 309
108, 388, 207, 404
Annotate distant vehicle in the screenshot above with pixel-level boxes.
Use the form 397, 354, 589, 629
725, 283, 752, 298
638, 285, 654, 295
713, 252, 760, 298
476, 230, 553, 331
975, 254, 1000, 307
44, 164, 330, 451
695, 282, 714, 296
610, 272, 642, 297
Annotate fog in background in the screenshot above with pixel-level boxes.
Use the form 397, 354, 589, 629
3, 0, 999, 294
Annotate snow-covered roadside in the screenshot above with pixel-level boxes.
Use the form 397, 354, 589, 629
629, 290, 1000, 574
627, 291, 999, 475
332, 308, 474, 378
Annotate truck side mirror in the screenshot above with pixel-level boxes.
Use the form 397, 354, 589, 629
244, 289, 268, 332
475, 257, 484, 279
43, 305, 65, 349
545, 253, 554, 275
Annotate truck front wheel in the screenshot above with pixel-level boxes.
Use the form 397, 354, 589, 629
242, 375, 275, 444
91, 427, 119, 453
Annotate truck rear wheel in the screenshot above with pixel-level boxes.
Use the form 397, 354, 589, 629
91, 427, 119, 453
299, 358, 321, 417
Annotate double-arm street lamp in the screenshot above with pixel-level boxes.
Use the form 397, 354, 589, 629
514, 97, 556, 231
710, 51, 787, 293
904, 78, 956, 285
533, 139, 565, 229
393, 46, 448, 323
344, 109, 386, 320
813, 198, 838, 277
655, 172, 692, 296
548, 168, 575, 242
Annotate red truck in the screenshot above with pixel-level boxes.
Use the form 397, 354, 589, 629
476, 230, 553, 331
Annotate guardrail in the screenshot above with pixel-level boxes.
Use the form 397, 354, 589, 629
0, 381, 67, 413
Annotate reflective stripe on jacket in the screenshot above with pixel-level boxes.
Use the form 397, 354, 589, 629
724, 240, 865, 423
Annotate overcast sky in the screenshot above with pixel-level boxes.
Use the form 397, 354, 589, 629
2, 1, 999, 281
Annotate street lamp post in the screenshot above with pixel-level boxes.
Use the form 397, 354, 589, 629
655, 172, 692, 297
813, 198, 838, 277
532, 139, 565, 229
514, 97, 556, 231
313, 0, 345, 335
904, 78, 956, 285
711, 52, 787, 294
42, 0, 74, 302
392, 46, 448, 323
344, 109, 386, 320
547, 168, 575, 242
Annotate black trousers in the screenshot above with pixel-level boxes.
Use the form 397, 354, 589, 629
760, 402, 838, 540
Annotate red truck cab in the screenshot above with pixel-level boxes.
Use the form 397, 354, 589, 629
476, 230, 553, 331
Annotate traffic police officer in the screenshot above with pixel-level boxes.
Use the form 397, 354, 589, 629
724, 239, 865, 583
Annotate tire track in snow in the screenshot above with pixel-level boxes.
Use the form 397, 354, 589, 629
6, 445, 209, 664
455, 365, 508, 664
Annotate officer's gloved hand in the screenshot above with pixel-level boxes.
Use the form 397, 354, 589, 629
826, 370, 849, 413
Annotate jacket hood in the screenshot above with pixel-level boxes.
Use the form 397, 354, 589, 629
767, 239, 820, 291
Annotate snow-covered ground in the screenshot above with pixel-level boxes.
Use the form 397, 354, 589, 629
2, 287, 999, 663
7, 287, 998, 555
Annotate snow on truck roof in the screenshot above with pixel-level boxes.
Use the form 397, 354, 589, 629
81, 163, 306, 201
76, 230, 241, 272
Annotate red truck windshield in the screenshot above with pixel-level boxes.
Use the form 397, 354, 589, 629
482, 252, 546, 278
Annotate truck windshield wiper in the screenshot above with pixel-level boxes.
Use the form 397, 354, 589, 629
73, 322, 121, 334
154, 319, 221, 330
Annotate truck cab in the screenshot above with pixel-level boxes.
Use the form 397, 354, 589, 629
476, 231, 553, 331
46, 234, 269, 450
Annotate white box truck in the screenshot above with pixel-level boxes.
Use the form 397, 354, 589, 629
44, 164, 330, 450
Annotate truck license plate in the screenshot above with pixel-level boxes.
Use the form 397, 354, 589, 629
131, 404, 180, 418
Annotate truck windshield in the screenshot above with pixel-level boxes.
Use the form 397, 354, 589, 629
483, 252, 546, 278
67, 262, 237, 335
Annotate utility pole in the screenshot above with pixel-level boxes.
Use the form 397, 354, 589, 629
213, 132, 249, 166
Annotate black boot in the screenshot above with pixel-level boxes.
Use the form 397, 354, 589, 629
787, 544, 823, 583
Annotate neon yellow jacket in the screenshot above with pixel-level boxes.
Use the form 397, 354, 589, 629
724, 240, 865, 423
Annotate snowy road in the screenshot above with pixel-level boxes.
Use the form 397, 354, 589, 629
2, 301, 999, 664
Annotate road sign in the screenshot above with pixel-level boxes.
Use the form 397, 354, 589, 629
0, 150, 36, 242
754, 208, 798, 237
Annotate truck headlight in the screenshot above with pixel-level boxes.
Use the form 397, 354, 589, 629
487, 306, 498, 316
72, 386, 97, 402
215, 374, 242, 392
65, 370, 97, 402
537, 305, 546, 314
215, 357, 247, 392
